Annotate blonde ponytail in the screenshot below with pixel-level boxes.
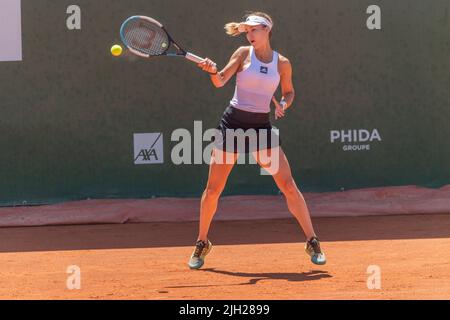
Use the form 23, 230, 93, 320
224, 22, 242, 37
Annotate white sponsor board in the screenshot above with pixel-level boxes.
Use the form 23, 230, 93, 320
0, 0, 22, 62
133, 133, 164, 164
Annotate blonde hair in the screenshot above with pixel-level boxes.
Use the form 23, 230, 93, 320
224, 11, 274, 38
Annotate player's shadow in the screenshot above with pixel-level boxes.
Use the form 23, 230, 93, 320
203, 268, 332, 285
167, 268, 331, 288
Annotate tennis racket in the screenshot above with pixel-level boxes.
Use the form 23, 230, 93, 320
120, 15, 217, 72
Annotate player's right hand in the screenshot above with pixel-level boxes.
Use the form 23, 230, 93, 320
198, 58, 217, 74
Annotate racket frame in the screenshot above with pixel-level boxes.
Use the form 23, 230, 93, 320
120, 15, 204, 63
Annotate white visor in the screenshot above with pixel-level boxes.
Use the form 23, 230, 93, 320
238, 15, 273, 32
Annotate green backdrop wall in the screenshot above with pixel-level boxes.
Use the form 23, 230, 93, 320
0, 0, 449, 206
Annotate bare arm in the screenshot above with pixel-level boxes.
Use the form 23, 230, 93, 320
273, 56, 295, 119
279, 57, 295, 109
197, 47, 246, 88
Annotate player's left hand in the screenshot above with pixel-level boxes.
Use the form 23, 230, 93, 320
272, 96, 286, 120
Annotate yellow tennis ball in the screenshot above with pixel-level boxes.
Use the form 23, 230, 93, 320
162, 42, 167, 48
111, 44, 122, 56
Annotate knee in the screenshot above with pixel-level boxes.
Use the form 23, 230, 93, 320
279, 178, 299, 198
203, 184, 223, 199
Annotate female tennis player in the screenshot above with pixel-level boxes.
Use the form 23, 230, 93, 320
188, 12, 326, 269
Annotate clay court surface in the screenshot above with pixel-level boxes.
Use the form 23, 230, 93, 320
0, 213, 449, 300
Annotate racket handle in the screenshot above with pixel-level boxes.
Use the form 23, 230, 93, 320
186, 52, 218, 73
185, 52, 204, 63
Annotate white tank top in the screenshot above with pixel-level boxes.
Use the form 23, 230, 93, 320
229, 46, 280, 113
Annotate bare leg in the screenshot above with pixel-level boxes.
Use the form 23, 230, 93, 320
197, 148, 238, 241
252, 147, 316, 240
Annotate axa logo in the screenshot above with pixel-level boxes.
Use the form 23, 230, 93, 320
133, 133, 164, 164
134, 149, 158, 162
330, 129, 382, 151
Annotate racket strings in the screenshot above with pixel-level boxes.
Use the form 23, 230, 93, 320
122, 19, 169, 56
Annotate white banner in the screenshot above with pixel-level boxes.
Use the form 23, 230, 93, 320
0, 0, 22, 61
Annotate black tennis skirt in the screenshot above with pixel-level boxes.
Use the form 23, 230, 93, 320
212, 105, 282, 154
